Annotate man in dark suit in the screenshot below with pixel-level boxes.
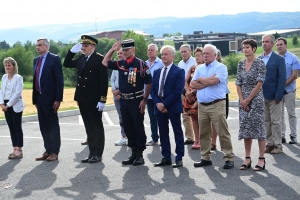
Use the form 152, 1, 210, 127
33, 38, 64, 162
63, 35, 108, 163
259, 34, 286, 154
151, 45, 185, 168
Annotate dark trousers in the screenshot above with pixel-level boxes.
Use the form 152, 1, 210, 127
157, 112, 184, 161
36, 94, 61, 154
4, 100, 23, 147
79, 102, 105, 157
146, 99, 159, 142
120, 98, 146, 151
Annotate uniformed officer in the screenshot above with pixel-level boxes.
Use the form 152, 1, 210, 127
102, 39, 152, 166
63, 35, 108, 163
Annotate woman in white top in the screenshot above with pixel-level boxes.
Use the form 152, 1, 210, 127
0, 57, 25, 159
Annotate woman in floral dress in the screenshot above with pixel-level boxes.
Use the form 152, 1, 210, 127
236, 39, 267, 171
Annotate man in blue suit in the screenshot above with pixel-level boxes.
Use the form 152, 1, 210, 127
33, 38, 64, 161
259, 34, 286, 154
151, 45, 185, 168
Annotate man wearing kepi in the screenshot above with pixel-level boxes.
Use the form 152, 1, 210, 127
102, 39, 152, 166
190, 44, 235, 169
64, 35, 108, 163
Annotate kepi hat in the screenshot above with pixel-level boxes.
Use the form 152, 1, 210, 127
81, 35, 98, 45
121, 39, 135, 49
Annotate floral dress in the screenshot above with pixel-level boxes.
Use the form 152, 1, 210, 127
235, 58, 267, 140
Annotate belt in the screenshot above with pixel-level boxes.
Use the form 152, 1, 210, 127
200, 98, 225, 106
120, 90, 144, 100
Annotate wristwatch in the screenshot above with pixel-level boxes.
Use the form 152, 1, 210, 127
143, 97, 148, 102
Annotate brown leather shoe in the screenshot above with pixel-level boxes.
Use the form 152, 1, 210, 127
47, 153, 58, 161
35, 153, 50, 161
264, 145, 274, 153
81, 140, 88, 145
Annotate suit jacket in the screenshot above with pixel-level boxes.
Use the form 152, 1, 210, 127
260, 52, 286, 101
32, 52, 64, 105
151, 63, 185, 114
0, 74, 25, 113
63, 50, 108, 103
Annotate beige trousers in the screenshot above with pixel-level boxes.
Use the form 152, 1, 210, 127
264, 99, 283, 148
182, 95, 194, 140
198, 100, 234, 161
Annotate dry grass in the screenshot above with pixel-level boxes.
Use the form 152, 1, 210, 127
1, 82, 300, 119
0, 88, 114, 119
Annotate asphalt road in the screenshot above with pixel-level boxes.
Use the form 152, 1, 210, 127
0, 107, 300, 199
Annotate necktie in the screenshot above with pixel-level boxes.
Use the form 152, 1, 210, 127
158, 67, 168, 100
35, 56, 43, 91
81, 57, 88, 70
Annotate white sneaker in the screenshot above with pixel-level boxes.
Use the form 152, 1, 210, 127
115, 137, 128, 146
146, 140, 158, 146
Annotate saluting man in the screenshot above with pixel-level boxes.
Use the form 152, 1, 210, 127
102, 39, 152, 166
63, 35, 108, 164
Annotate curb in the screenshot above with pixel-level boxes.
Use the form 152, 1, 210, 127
0, 104, 116, 126
1, 100, 300, 125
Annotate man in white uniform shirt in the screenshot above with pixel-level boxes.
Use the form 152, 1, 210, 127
178, 44, 197, 144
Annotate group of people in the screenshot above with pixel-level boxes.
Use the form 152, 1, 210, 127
0, 34, 299, 171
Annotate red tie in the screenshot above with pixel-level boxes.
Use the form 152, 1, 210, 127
35, 56, 43, 91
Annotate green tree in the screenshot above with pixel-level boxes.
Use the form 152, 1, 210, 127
223, 52, 240, 75
0, 41, 10, 49
273, 32, 281, 39
0, 44, 34, 78
175, 32, 182, 36
122, 30, 148, 60
292, 34, 299, 45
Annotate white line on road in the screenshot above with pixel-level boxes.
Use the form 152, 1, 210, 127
103, 112, 115, 126
0, 136, 84, 141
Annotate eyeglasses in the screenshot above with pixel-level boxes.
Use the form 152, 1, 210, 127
35, 44, 44, 47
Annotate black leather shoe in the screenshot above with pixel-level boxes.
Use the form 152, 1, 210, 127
81, 140, 88, 145
289, 136, 297, 144
172, 160, 183, 168
282, 138, 286, 143
223, 161, 234, 169
154, 158, 172, 167
81, 155, 92, 163
88, 156, 102, 163
184, 139, 194, 145
132, 150, 145, 166
194, 159, 212, 167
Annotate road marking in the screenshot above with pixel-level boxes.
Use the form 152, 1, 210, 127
229, 107, 239, 112
103, 112, 115, 126
0, 136, 84, 141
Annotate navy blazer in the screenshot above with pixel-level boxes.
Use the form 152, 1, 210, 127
260, 52, 286, 101
151, 64, 185, 114
32, 52, 64, 105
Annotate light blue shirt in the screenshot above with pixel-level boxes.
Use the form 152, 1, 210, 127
37, 51, 49, 91
261, 51, 273, 66
283, 51, 300, 92
145, 57, 164, 99
192, 60, 228, 103
110, 70, 119, 91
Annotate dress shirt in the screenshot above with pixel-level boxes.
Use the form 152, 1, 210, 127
178, 56, 196, 78
261, 52, 273, 66
110, 70, 119, 91
283, 51, 300, 92
192, 60, 228, 103
36, 51, 49, 91
158, 63, 173, 97
4, 79, 12, 100
145, 57, 163, 99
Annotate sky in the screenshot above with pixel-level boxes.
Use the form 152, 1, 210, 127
1, 0, 300, 30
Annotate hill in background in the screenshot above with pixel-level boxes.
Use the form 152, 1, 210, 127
1, 12, 300, 45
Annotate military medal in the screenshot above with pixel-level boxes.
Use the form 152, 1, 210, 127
128, 67, 132, 83
133, 68, 137, 87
